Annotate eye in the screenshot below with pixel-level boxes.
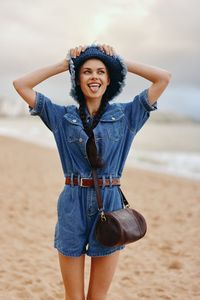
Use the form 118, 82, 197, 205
83, 70, 90, 74
98, 70, 105, 74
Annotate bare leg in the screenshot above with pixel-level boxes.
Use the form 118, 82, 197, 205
58, 252, 85, 300
87, 251, 120, 300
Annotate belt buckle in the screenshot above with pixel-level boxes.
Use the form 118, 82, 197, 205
80, 177, 89, 187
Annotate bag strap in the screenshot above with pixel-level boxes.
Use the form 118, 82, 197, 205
82, 116, 130, 212
91, 168, 130, 211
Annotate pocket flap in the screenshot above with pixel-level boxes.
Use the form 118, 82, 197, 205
100, 109, 124, 122
64, 113, 83, 126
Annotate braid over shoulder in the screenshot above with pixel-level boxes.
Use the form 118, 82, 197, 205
79, 95, 107, 168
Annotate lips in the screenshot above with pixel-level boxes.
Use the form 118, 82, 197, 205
88, 83, 101, 93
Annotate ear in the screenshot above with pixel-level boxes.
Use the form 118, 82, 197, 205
76, 78, 80, 85
107, 77, 110, 86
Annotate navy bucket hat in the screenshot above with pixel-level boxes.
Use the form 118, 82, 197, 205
68, 45, 127, 102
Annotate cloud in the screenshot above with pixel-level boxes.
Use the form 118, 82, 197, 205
0, 0, 200, 118
1, 0, 125, 70
96, 0, 200, 87
147, 0, 200, 86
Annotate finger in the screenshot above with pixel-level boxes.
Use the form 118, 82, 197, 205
102, 44, 111, 56
110, 46, 116, 56
97, 44, 104, 52
106, 45, 113, 56
75, 47, 80, 57
77, 46, 83, 56
70, 48, 76, 58
107, 46, 113, 56
108, 46, 115, 56
81, 45, 88, 52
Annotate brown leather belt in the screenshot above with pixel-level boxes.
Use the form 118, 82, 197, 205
65, 177, 121, 187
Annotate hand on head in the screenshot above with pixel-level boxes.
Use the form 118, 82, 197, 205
69, 44, 116, 58
96, 44, 116, 56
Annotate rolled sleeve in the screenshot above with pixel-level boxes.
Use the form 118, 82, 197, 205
29, 92, 45, 116
28, 92, 66, 132
138, 89, 157, 112
120, 88, 157, 134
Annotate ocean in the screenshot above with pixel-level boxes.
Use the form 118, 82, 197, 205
0, 116, 200, 181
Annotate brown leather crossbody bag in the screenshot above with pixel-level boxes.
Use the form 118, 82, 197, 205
92, 168, 147, 247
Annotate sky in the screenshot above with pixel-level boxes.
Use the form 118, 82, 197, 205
0, 0, 200, 119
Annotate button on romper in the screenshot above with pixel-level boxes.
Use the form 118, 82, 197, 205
29, 88, 157, 257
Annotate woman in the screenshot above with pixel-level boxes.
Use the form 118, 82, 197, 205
13, 44, 171, 300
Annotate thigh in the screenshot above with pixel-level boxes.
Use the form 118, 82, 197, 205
87, 251, 120, 300
58, 252, 85, 300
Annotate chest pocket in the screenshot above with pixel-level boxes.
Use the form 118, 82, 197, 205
63, 113, 86, 143
100, 109, 125, 141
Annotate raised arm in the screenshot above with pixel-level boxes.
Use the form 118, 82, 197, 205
13, 59, 69, 108
125, 60, 171, 105
93, 44, 171, 105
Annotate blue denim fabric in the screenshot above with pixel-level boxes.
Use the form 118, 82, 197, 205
29, 89, 157, 257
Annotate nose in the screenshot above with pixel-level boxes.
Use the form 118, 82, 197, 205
90, 71, 98, 79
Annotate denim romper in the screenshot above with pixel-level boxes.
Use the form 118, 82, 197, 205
29, 88, 157, 257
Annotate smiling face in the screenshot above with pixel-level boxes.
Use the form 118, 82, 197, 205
78, 58, 110, 103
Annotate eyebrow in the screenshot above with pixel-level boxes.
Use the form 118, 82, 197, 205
82, 67, 106, 70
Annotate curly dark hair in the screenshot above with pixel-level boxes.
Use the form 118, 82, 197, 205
69, 46, 127, 103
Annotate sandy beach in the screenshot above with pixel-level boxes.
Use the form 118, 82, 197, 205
0, 135, 200, 300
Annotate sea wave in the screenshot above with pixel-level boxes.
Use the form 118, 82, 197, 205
0, 117, 200, 181
128, 150, 200, 180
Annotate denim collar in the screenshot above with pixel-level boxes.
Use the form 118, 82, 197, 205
64, 102, 124, 125
84, 102, 110, 120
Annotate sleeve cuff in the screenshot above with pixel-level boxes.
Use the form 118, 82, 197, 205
29, 92, 44, 115
139, 89, 157, 112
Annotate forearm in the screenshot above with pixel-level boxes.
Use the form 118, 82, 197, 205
125, 60, 171, 83
125, 60, 171, 104
13, 58, 69, 108
13, 59, 69, 89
